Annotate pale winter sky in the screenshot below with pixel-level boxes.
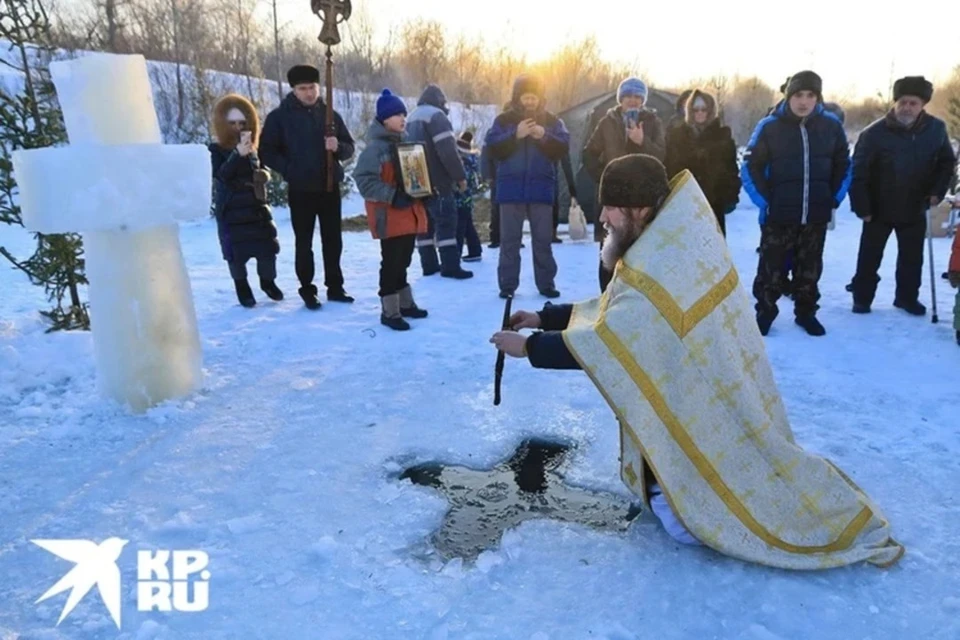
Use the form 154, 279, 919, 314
273, 0, 957, 101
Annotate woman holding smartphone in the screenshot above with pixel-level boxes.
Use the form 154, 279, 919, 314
210, 94, 284, 307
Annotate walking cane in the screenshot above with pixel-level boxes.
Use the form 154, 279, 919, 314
494, 295, 513, 406
926, 206, 939, 324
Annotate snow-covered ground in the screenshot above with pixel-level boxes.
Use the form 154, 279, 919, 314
0, 197, 958, 639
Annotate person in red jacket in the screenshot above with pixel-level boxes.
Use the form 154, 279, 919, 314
354, 90, 430, 331
948, 226, 960, 345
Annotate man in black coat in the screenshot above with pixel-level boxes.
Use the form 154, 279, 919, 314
741, 71, 851, 337
848, 76, 957, 315
260, 65, 356, 310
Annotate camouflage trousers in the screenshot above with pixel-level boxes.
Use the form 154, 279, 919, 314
753, 222, 828, 317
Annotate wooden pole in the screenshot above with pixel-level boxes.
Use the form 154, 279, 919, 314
272, 0, 282, 101
325, 44, 335, 193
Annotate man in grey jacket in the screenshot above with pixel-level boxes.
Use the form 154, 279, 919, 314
405, 84, 472, 279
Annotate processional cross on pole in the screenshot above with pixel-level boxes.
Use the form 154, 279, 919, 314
311, 0, 352, 192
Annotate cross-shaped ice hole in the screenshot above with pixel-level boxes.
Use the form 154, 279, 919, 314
399, 439, 643, 562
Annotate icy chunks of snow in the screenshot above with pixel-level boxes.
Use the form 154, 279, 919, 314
134, 619, 166, 640
224, 514, 265, 535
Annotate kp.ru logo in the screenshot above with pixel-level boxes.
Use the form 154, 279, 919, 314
32, 538, 210, 629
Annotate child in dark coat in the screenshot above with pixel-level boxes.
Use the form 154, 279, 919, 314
209, 94, 282, 307
354, 90, 430, 331
455, 132, 483, 261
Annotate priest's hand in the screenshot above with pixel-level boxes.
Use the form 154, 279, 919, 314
325, 136, 339, 152
490, 331, 529, 358
508, 310, 541, 330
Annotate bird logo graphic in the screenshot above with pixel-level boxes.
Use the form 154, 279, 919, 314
31, 538, 129, 629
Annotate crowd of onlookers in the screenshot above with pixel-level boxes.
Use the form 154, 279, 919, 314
206, 63, 960, 342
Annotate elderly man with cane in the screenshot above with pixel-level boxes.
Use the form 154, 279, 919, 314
848, 76, 956, 317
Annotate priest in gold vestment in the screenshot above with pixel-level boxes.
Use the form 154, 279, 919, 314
490, 154, 904, 570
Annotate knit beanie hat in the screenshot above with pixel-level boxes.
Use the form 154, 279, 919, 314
599, 154, 670, 210
893, 76, 933, 102
784, 70, 823, 100
457, 131, 473, 151
287, 64, 320, 87
618, 77, 648, 104
376, 89, 407, 123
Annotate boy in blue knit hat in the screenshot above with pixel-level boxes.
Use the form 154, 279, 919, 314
582, 75, 665, 291
354, 89, 431, 331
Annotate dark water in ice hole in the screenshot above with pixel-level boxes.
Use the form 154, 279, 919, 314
399, 439, 643, 562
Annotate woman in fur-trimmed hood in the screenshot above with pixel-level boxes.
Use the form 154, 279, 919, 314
209, 93, 282, 308
664, 89, 741, 236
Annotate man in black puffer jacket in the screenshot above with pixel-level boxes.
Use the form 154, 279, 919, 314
742, 71, 851, 337
848, 76, 957, 316
260, 65, 356, 310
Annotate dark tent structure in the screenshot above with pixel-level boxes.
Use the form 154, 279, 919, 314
555, 87, 679, 223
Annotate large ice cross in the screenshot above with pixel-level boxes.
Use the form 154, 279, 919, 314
12, 54, 211, 413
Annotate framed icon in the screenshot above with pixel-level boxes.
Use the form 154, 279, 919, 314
396, 143, 432, 198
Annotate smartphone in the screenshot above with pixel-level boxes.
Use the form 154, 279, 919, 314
624, 109, 640, 128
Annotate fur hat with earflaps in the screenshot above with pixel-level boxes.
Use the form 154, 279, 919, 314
511, 74, 545, 107
599, 154, 670, 210
893, 76, 934, 103
287, 64, 320, 87
212, 93, 260, 149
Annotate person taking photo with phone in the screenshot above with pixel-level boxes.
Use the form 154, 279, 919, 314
582, 77, 665, 291
209, 94, 283, 308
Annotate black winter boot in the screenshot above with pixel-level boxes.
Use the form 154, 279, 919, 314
328, 289, 355, 303
260, 279, 284, 301
235, 279, 256, 308
439, 245, 473, 279
795, 314, 826, 336
441, 268, 474, 280
398, 286, 428, 318
956, 330, 960, 346
380, 293, 411, 331
756, 307, 778, 336
299, 285, 322, 310
894, 299, 927, 316
852, 302, 871, 314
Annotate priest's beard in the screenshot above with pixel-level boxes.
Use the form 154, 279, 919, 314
601, 213, 645, 272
